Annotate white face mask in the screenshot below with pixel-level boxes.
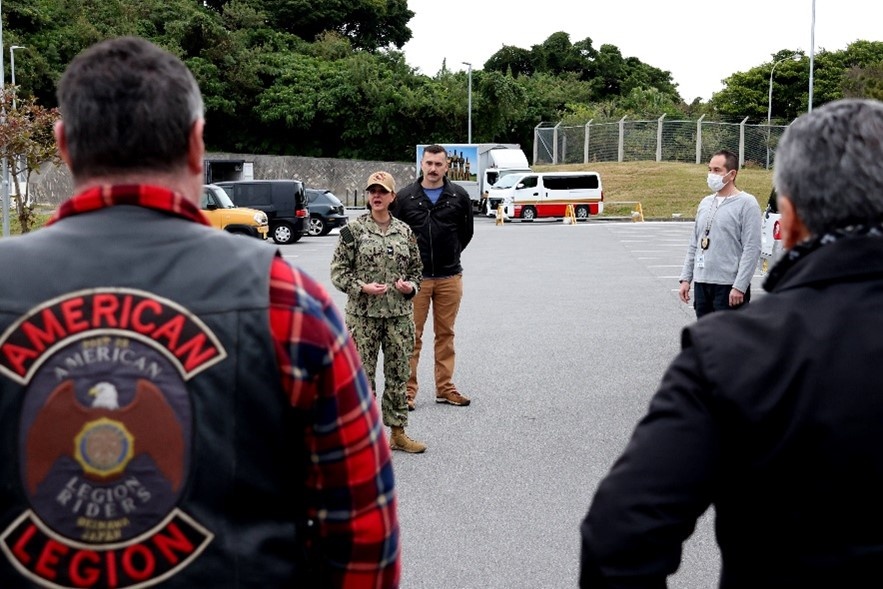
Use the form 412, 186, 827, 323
707, 171, 729, 193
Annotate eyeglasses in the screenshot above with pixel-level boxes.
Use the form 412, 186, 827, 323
367, 187, 390, 195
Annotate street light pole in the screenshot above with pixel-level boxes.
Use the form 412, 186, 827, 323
462, 62, 472, 143
766, 54, 800, 170
9, 45, 23, 204
10, 45, 22, 109
809, 0, 816, 112
1, 0, 10, 237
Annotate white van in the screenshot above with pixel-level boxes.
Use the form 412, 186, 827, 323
486, 171, 603, 221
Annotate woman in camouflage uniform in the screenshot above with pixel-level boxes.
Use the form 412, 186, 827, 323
331, 171, 427, 453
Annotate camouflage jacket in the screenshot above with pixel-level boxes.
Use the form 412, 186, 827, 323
331, 214, 423, 318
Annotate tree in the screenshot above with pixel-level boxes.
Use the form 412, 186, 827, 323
617, 87, 684, 118
619, 57, 680, 102
257, 0, 413, 50
474, 71, 529, 141
810, 41, 883, 107
484, 45, 534, 77
710, 42, 883, 121
530, 32, 589, 77
709, 67, 780, 121
0, 88, 61, 232
842, 65, 883, 100
589, 44, 629, 99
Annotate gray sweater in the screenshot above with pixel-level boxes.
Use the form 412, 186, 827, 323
679, 192, 761, 292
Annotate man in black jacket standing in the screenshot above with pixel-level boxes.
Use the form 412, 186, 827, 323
580, 99, 883, 587
392, 145, 474, 410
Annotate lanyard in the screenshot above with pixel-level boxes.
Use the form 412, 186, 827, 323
700, 193, 738, 250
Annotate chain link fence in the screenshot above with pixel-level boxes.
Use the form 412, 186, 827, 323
534, 117, 791, 169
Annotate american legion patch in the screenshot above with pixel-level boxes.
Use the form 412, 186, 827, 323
0, 288, 225, 588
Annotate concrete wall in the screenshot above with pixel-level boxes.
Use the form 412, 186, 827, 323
30, 152, 417, 208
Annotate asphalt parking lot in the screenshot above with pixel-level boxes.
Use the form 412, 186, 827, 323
277, 216, 767, 588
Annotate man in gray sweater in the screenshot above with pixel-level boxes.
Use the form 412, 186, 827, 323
678, 149, 761, 318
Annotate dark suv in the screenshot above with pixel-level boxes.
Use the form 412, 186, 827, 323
215, 180, 309, 244
305, 189, 348, 236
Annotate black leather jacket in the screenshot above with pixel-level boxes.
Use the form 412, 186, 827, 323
392, 178, 474, 278
581, 234, 883, 588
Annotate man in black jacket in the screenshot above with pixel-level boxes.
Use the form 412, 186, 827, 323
392, 145, 474, 410
580, 99, 883, 588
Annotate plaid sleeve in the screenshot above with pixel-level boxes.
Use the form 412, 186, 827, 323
268, 255, 400, 588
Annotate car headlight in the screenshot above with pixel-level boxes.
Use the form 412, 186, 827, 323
254, 212, 268, 225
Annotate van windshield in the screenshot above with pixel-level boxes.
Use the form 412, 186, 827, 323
492, 174, 527, 189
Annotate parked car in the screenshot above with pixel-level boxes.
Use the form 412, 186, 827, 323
305, 188, 348, 236
759, 188, 783, 276
201, 184, 269, 240
215, 180, 309, 244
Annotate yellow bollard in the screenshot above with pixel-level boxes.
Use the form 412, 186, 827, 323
564, 204, 577, 225
495, 204, 506, 226
630, 203, 645, 222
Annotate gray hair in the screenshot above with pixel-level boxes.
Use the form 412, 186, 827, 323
774, 99, 883, 235
56, 36, 204, 180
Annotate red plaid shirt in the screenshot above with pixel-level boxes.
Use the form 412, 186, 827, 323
50, 185, 401, 588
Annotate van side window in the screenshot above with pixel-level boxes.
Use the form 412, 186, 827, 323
573, 175, 599, 189
237, 184, 270, 207
520, 176, 538, 188
543, 176, 568, 190
543, 175, 599, 190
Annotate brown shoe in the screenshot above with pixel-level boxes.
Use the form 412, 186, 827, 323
435, 389, 471, 406
390, 426, 427, 453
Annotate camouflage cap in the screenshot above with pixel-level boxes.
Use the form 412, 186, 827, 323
366, 171, 396, 193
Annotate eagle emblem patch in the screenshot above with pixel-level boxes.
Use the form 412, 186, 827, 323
0, 288, 222, 588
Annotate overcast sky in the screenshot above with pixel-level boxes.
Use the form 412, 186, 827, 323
401, 0, 883, 103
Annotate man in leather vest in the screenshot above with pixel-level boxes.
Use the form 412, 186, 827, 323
581, 99, 883, 587
0, 37, 399, 588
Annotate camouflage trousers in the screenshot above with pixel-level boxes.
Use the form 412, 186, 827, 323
346, 313, 415, 428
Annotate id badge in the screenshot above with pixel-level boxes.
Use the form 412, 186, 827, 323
697, 251, 705, 269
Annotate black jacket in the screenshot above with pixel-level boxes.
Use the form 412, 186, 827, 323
392, 177, 474, 278
581, 235, 883, 588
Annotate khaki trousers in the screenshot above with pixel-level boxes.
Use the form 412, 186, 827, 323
407, 274, 463, 400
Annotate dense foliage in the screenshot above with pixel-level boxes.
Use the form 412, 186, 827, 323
709, 41, 883, 122
2, 0, 881, 162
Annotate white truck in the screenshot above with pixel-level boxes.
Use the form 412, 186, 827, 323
415, 143, 532, 213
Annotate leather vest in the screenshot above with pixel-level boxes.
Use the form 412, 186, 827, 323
0, 206, 310, 588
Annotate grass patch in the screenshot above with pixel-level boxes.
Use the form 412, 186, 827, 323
533, 161, 774, 220
0, 207, 53, 236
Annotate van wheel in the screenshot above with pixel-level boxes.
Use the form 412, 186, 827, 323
308, 216, 325, 237
575, 205, 589, 219
521, 206, 536, 221
272, 222, 295, 244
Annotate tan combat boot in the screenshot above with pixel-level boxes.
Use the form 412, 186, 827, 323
390, 426, 426, 453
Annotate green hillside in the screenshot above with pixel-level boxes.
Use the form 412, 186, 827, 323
534, 161, 774, 220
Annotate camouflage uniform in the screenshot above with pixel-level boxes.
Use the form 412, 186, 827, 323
331, 214, 423, 427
